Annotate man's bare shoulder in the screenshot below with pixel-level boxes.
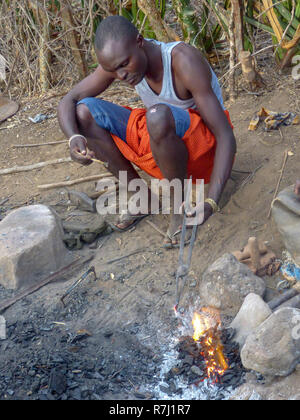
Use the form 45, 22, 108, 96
171, 42, 211, 80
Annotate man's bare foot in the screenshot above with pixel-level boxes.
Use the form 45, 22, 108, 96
163, 213, 193, 248
112, 188, 154, 231
112, 211, 149, 231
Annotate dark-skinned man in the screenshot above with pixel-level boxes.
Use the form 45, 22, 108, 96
58, 15, 237, 247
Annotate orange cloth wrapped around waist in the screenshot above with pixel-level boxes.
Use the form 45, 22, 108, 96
111, 108, 233, 184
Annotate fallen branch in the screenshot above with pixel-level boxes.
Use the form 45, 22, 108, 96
38, 172, 115, 190
38, 166, 144, 190
12, 140, 67, 148
240, 162, 264, 188
145, 219, 166, 238
0, 255, 94, 314
0, 157, 72, 175
104, 248, 153, 264
267, 150, 289, 219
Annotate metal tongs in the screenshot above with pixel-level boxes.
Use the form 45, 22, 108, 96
174, 176, 198, 312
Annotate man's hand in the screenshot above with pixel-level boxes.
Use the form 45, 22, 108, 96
203, 201, 214, 224
69, 136, 95, 165
295, 180, 300, 196
183, 201, 213, 226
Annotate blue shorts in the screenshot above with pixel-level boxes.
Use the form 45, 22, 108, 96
77, 97, 191, 142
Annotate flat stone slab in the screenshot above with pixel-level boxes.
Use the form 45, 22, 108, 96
0, 205, 70, 290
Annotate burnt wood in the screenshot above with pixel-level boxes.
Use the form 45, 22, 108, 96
268, 288, 299, 310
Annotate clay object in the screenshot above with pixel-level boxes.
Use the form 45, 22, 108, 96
231, 237, 278, 276
0, 96, 19, 123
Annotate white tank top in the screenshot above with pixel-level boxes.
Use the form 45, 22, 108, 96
135, 39, 225, 110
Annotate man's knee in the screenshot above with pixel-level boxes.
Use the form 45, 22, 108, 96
146, 104, 175, 142
76, 103, 94, 129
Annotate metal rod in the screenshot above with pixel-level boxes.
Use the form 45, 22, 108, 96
60, 266, 96, 306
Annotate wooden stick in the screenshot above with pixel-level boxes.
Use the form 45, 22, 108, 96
38, 166, 144, 191
0, 255, 94, 314
268, 288, 299, 310
277, 294, 300, 310
90, 157, 106, 165
12, 140, 67, 148
267, 150, 289, 219
0, 157, 72, 176
38, 172, 115, 190
104, 248, 150, 264
145, 219, 166, 238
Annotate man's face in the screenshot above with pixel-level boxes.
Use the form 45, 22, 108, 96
96, 35, 147, 86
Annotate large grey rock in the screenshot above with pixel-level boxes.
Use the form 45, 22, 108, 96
0, 205, 70, 290
230, 293, 272, 347
241, 307, 300, 376
199, 253, 266, 316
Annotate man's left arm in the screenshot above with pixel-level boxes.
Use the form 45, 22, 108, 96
194, 88, 236, 210
175, 46, 237, 221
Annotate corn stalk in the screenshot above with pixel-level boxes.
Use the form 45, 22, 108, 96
245, 0, 300, 65
171, 0, 202, 48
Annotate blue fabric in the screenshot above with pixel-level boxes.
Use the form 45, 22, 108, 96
77, 97, 190, 142
77, 97, 131, 142
165, 103, 191, 138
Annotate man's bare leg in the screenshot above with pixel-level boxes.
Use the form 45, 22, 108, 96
76, 104, 151, 229
146, 104, 189, 245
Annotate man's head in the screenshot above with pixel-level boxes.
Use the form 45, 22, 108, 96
95, 16, 148, 86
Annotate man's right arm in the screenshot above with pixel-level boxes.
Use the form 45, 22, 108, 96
58, 65, 114, 164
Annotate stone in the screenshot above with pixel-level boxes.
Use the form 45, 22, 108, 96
190, 365, 204, 376
241, 307, 300, 377
199, 253, 266, 316
0, 205, 71, 290
230, 293, 272, 347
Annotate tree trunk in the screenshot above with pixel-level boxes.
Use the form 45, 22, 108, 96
28, 0, 52, 92
60, 0, 88, 79
231, 0, 244, 60
229, 5, 237, 100
137, 0, 176, 42
240, 50, 265, 89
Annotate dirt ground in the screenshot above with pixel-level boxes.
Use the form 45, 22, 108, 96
0, 63, 300, 401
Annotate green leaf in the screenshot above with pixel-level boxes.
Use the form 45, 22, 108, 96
275, 3, 300, 31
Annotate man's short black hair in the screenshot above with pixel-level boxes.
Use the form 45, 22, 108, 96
95, 15, 139, 52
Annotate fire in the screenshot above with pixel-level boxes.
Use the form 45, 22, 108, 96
192, 308, 228, 380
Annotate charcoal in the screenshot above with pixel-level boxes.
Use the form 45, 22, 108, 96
171, 327, 247, 393
159, 385, 171, 395
183, 355, 194, 366
49, 368, 67, 395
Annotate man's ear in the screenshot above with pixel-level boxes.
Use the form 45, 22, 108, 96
136, 34, 144, 47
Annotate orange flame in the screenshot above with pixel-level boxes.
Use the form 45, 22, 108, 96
192, 308, 228, 379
